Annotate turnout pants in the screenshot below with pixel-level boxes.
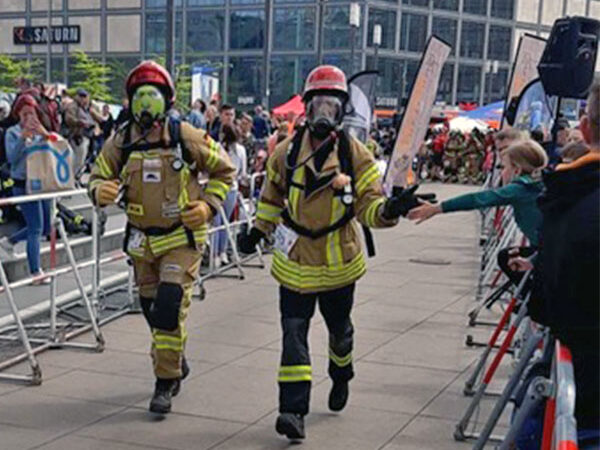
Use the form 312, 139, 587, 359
131, 245, 202, 379
278, 283, 355, 416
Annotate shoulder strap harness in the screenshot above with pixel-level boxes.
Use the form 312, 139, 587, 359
280, 127, 375, 256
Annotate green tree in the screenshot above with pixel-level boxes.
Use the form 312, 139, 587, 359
0, 55, 42, 93
69, 50, 113, 102
174, 63, 192, 114
147, 55, 192, 113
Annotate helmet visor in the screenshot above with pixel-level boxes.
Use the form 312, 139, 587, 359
306, 95, 343, 125
131, 85, 166, 126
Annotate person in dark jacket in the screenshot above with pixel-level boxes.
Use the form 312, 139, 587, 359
114, 97, 131, 129
252, 105, 270, 140
515, 80, 599, 447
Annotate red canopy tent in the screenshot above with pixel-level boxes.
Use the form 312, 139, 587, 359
272, 94, 305, 117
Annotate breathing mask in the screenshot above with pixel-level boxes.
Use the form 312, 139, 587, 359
131, 85, 166, 130
306, 95, 344, 139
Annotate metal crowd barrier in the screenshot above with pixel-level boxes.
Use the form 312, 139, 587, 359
0, 189, 109, 384
0, 171, 268, 384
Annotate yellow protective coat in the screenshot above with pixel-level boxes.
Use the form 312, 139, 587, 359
89, 119, 235, 378
255, 130, 397, 293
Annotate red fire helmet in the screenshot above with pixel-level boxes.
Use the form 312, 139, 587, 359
302, 65, 348, 103
125, 60, 176, 105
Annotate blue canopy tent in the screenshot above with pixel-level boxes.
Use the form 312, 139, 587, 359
461, 101, 504, 128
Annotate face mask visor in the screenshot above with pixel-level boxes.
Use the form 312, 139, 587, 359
131, 85, 166, 129
306, 95, 343, 139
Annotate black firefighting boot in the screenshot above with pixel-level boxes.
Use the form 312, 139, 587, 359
172, 356, 190, 397
149, 378, 177, 414
328, 381, 349, 412
275, 413, 305, 440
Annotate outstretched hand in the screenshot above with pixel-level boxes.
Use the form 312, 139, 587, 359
406, 202, 442, 224
508, 256, 534, 272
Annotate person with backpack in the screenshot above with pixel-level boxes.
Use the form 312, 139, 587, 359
88, 61, 235, 416
64, 89, 103, 175
238, 65, 420, 440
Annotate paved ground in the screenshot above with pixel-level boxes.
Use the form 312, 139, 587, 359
0, 183, 513, 450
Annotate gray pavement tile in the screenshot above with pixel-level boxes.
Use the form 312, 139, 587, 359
243, 406, 413, 450
4, 360, 74, 384
75, 407, 246, 450
34, 369, 153, 407
420, 386, 514, 428
362, 330, 477, 372
357, 270, 414, 289
0, 388, 124, 435
380, 416, 476, 450
87, 328, 152, 354
184, 340, 259, 366
0, 422, 68, 450
33, 435, 170, 450
412, 311, 471, 339
99, 314, 150, 336
34, 348, 149, 375
134, 364, 285, 424
187, 315, 280, 348
329, 361, 455, 415
388, 281, 474, 303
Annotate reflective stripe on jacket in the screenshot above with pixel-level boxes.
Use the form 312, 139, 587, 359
89, 119, 235, 255
255, 129, 397, 293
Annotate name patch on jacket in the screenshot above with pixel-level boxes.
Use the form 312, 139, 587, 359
143, 159, 162, 183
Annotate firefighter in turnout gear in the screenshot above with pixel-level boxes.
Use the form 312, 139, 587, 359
239, 65, 420, 440
88, 61, 235, 415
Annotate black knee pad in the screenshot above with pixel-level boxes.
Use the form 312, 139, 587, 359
139, 296, 154, 327
329, 328, 353, 357
151, 283, 183, 331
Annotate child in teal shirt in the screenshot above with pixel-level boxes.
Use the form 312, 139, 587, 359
408, 139, 548, 283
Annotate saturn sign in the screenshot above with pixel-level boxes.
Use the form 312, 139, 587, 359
13, 26, 81, 45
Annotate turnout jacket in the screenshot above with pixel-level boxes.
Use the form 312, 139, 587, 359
255, 129, 397, 293
89, 119, 235, 256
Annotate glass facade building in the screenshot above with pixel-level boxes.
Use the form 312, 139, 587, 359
0, 0, 598, 109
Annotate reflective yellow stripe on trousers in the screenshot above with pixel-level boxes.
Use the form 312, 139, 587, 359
278, 365, 312, 382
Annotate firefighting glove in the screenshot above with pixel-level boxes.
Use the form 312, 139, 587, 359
238, 227, 265, 254
181, 200, 212, 230
95, 180, 120, 207
382, 184, 420, 220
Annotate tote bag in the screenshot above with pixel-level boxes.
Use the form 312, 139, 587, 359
26, 134, 75, 194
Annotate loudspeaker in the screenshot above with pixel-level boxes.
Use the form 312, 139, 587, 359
538, 16, 600, 99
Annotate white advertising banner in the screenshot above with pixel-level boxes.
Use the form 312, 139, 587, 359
384, 36, 451, 191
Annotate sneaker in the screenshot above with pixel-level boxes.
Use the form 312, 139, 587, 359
214, 255, 222, 268
328, 381, 349, 412
275, 413, 305, 440
219, 252, 230, 265
31, 271, 51, 286
149, 378, 177, 414
0, 237, 15, 257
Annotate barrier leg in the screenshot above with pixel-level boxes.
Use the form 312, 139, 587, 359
56, 219, 105, 350
498, 376, 553, 450
467, 280, 513, 326
0, 261, 42, 384
455, 301, 531, 440
237, 192, 265, 268
464, 296, 518, 395
471, 329, 546, 450
218, 205, 245, 280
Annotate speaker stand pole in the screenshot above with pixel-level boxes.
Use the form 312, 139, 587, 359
550, 96, 563, 162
